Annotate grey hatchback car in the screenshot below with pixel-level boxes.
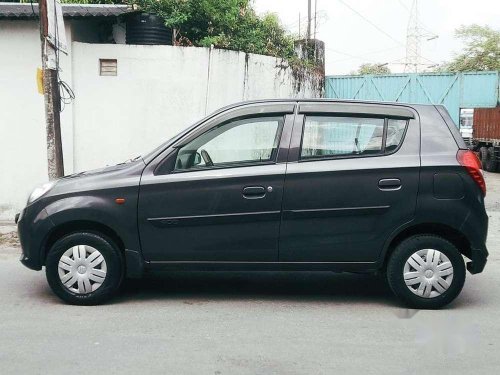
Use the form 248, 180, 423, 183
17, 100, 488, 308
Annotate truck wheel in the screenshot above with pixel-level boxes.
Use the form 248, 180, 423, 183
485, 147, 497, 172
479, 147, 488, 170
386, 234, 466, 309
45, 232, 124, 305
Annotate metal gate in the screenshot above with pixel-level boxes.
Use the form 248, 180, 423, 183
325, 71, 499, 125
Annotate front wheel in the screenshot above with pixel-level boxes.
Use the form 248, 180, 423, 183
45, 232, 124, 305
386, 234, 466, 309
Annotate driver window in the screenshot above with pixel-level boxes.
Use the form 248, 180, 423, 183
174, 116, 284, 171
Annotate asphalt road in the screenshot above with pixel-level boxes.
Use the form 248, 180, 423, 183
1, 174, 500, 374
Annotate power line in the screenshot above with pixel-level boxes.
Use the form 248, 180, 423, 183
335, 0, 406, 47
395, 0, 437, 37
327, 45, 403, 63
285, 15, 309, 29
397, 0, 411, 12
335, 0, 437, 70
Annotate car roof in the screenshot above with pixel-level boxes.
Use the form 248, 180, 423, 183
214, 98, 430, 112
209, 99, 431, 120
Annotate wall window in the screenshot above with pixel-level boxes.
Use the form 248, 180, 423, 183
175, 116, 283, 171
301, 116, 385, 158
99, 59, 117, 76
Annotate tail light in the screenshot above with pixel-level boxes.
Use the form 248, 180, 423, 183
457, 149, 486, 196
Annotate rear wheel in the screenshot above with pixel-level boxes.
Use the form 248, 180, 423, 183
485, 147, 497, 172
479, 147, 488, 170
45, 232, 124, 305
386, 234, 465, 309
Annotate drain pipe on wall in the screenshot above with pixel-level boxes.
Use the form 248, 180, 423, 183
204, 45, 213, 116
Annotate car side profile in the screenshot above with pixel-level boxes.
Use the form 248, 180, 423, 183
17, 100, 488, 308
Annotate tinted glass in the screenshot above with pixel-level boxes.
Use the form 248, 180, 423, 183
301, 116, 384, 158
175, 116, 283, 170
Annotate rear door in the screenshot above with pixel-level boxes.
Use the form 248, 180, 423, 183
280, 102, 420, 263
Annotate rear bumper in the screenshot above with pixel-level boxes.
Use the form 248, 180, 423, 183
459, 202, 489, 274
466, 247, 488, 274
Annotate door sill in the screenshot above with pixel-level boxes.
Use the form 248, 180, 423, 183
145, 261, 378, 272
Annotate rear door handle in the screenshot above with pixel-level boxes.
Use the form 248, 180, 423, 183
378, 178, 401, 190
242, 186, 266, 199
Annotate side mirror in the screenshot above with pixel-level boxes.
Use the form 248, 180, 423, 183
193, 152, 202, 166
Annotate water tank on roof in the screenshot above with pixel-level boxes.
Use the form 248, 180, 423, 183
126, 13, 172, 45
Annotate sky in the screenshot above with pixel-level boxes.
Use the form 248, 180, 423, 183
253, 0, 500, 75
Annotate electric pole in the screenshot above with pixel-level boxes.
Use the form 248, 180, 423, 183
314, 0, 317, 40
299, 12, 301, 38
404, 0, 420, 73
307, 0, 311, 40
39, 0, 64, 179
403, 0, 439, 73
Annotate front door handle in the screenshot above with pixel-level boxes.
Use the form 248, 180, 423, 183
242, 186, 266, 199
378, 178, 401, 190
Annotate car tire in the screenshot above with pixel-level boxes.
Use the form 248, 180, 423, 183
386, 234, 465, 309
486, 147, 497, 172
45, 232, 124, 305
479, 147, 488, 170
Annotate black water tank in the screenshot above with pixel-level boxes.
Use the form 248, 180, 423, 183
126, 13, 172, 45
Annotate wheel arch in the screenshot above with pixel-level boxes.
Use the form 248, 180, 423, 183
41, 220, 125, 265
382, 222, 472, 268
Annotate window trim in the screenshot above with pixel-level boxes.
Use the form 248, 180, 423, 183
297, 115, 409, 163
158, 114, 287, 175
171, 158, 278, 175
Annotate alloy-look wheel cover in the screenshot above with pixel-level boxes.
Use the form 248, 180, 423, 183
57, 245, 107, 294
403, 249, 454, 298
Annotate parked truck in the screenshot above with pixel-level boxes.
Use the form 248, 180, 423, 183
472, 107, 500, 172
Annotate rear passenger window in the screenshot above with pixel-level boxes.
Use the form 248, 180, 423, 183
301, 116, 384, 158
301, 116, 408, 159
386, 119, 407, 152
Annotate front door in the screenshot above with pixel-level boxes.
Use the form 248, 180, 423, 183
280, 102, 420, 263
138, 106, 295, 262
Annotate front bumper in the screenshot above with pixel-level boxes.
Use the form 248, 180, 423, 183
17, 206, 55, 271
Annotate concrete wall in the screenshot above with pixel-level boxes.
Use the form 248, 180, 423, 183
0, 21, 322, 219
0, 21, 74, 220
71, 43, 322, 171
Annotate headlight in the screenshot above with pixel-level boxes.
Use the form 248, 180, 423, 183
27, 181, 57, 204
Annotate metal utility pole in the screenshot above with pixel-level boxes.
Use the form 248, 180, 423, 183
314, 0, 317, 40
39, 0, 64, 179
307, 0, 311, 40
298, 12, 301, 38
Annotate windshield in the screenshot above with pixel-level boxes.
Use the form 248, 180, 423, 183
140, 135, 178, 162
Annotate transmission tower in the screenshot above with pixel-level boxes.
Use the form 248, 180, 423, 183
404, 0, 420, 73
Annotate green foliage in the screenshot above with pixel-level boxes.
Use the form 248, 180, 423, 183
124, 0, 191, 29
353, 63, 391, 75
54, 0, 303, 64
439, 25, 500, 72
59, 0, 122, 3
128, 0, 296, 59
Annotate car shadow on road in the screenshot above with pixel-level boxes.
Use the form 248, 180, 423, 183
113, 271, 400, 307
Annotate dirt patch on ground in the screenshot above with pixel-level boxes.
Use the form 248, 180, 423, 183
0, 230, 19, 248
